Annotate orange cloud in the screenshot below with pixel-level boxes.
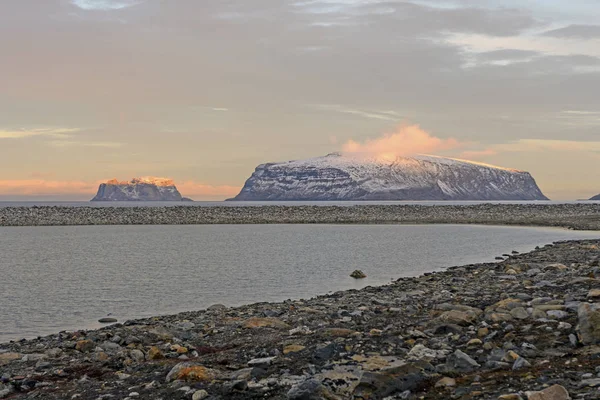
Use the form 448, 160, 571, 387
342, 125, 463, 160
0, 180, 98, 196
0, 179, 241, 200
177, 181, 241, 200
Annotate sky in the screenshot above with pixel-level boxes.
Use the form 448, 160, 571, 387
1, 0, 599, 201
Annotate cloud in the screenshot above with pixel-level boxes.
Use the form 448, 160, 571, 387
70, 0, 145, 11
0, 178, 241, 200
341, 125, 463, 160
542, 24, 600, 39
314, 104, 402, 121
460, 139, 600, 160
0, 180, 98, 196
47, 140, 125, 148
0, 128, 80, 140
176, 181, 241, 200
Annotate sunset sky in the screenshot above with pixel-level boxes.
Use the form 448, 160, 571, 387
1, 0, 599, 200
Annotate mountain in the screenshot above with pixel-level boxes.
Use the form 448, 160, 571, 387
591, 194, 600, 200
230, 153, 549, 201
91, 177, 192, 201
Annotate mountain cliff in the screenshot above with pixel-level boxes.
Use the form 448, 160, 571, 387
91, 177, 191, 201
230, 153, 549, 201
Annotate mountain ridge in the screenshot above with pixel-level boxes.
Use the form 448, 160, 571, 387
91, 177, 192, 202
230, 153, 549, 201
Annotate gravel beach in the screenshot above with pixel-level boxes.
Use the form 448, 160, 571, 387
0, 203, 599, 230
2, 239, 600, 399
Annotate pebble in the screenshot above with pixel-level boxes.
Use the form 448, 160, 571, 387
0, 240, 598, 399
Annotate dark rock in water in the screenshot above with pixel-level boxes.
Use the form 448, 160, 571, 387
350, 270, 367, 279
91, 177, 190, 202
98, 318, 118, 324
230, 153, 549, 201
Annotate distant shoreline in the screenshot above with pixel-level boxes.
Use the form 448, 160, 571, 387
0, 203, 599, 230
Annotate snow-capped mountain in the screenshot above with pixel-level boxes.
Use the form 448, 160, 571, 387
91, 177, 191, 201
230, 153, 549, 201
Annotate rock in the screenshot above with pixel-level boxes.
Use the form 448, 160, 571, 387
248, 357, 276, 368
192, 390, 209, 400
287, 379, 339, 400
435, 377, 456, 388
467, 338, 483, 347
98, 318, 118, 323
147, 346, 164, 360
350, 270, 367, 279
283, 345, 306, 354
0, 353, 21, 366
130, 349, 145, 362
526, 384, 570, 400
353, 361, 433, 399
577, 303, 600, 344
512, 357, 531, 370
322, 328, 358, 337
510, 307, 530, 320
445, 350, 480, 372
588, 289, 600, 298
407, 344, 445, 361
243, 317, 290, 330
499, 395, 524, 400
547, 310, 568, 320
438, 310, 478, 326
165, 363, 216, 383
75, 340, 95, 353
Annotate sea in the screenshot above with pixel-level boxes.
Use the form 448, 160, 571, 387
0, 222, 599, 342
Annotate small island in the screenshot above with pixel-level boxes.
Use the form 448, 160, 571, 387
91, 177, 193, 202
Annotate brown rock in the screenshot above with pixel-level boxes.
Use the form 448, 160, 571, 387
148, 346, 164, 360
435, 377, 456, 388
75, 340, 95, 353
243, 317, 290, 330
166, 362, 217, 382
283, 345, 306, 355
499, 395, 523, 400
322, 328, 359, 338
587, 289, 600, 298
0, 352, 21, 366
527, 384, 570, 400
478, 327, 489, 337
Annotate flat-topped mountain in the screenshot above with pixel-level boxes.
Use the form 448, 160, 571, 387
230, 153, 549, 201
91, 177, 192, 201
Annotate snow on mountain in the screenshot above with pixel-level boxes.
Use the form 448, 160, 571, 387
230, 153, 549, 201
91, 177, 190, 201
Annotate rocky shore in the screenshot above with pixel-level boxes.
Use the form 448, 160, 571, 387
2, 240, 600, 399
1, 204, 600, 230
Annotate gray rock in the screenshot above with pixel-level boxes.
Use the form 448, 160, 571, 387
577, 303, 600, 345
445, 350, 480, 372
287, 379, 336, 400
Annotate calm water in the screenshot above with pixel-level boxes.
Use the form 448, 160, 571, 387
0, 224, 598, 342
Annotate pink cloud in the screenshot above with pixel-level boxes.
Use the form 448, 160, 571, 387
0, 179, 241, 200
177, 181, 241, 200
0, 180, 98, 196
341, 125, 463, 160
